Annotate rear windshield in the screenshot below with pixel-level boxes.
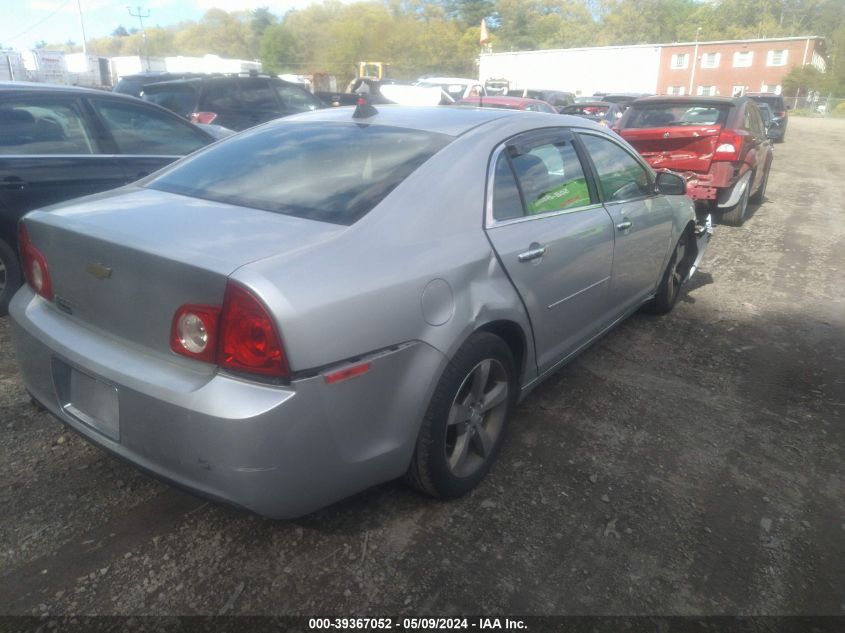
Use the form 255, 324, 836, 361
624, 104, 729, 128
563, 105, 609, 115
113, 78, 144, 97
750, 95, 784, 110
146, 122, 452, 225
141, 84, 197, 118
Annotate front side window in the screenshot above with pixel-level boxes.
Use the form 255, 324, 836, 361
147, 122, 452, 225
238, 78, 279, 109
0, 99, 94, 155
273, 83, 322, 113
579, 134, 652, 202
91, 100, 208, 155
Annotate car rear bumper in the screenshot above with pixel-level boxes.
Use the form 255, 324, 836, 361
680, 162, 747, 202
9, 288, 444, 518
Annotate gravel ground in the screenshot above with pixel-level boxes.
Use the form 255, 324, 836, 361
0, 116, 843, 617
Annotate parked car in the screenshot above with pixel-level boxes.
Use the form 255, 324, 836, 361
112, 71, 207, 98
456, 95, 558, 113
746, 92, 788, 142
599, 93, 652, 110
414, 77, 485, 102
615, 96, 773, 225
511, 89, 575, 110
10, 105, 709, 518
0, 81, 215, 315
141, 74, 325, 131
559, 101, 624, 125
756, 102, 785, 142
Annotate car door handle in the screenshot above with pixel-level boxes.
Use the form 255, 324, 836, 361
518, 246, 547, 262
616, 219, 633, 231
0, 176, 26, 190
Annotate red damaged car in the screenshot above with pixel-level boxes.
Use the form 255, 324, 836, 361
615, 96, 773, 225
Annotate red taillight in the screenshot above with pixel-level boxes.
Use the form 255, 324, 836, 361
170, 304, 220, 363
18, 223, 53, 300
218, 283, 289, 378
171, 283, 289, 378
776, 111, 786, 118
713, 129, 746, 162
190, 111, 218, 125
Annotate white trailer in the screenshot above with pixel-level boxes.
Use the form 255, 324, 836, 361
0, 51, 27, 82
65, 53, 112, 87
22, 50, 68, 84
479, 44, 662, 96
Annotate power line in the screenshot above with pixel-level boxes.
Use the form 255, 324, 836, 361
2, 0, 74, 45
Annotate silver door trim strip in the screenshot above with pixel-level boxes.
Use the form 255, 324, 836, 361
547, 275, 610, 310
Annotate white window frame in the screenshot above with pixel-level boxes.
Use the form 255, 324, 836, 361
696, 85, 716, 96
732, 85, 745, 97
733, 51, 754, 68
670, 53, 689, 69
667, 85, 686, 96
766, 50, 788, 67
700, 52, 720, 69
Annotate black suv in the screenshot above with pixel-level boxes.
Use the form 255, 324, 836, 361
113, 72, 207, 98
746, 93, 788, 142
141, 74, 325, 131
0, 82, 215, 314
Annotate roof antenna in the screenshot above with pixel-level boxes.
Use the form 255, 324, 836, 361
353, 82, 378, 119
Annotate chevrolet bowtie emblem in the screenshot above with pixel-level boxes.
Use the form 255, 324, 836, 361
86, 262, 112, 280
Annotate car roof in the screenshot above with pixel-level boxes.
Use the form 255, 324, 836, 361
0, 81, 156, 104
279, 104, 550, 136
566, 101, 613, 107
417, 77, 479, 85
746, 92, 783, 98
631, 95, 745, 106
459, 96, 549, 106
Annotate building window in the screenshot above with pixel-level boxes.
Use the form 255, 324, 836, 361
733, 51, 753, 67
766, 50, 788, 66
670, 53, 689, 69
732, 85, 745, 96
700, 52, 720, 69
667, 85, 686, 95
696, 85, 716, 96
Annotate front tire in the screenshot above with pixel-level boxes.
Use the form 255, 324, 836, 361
643, 229, 691, 316
0, 239, 22, 317
405, 332, 516, 498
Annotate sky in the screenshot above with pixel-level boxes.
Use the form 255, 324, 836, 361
0, 0, 324, 51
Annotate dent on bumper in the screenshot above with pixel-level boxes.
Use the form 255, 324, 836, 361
9, 288, 445, 518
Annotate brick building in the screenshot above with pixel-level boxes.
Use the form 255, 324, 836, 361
657, 36, 826, 97
479, 36, 826, 98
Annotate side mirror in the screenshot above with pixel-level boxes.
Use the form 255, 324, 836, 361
655, 171, 686, 196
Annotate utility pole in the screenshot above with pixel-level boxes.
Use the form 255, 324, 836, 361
688, 26, 702, 96
76, 0, 88, 54
127, 5, 150, 70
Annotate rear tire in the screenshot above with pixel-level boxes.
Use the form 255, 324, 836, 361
0, 239, 22, 317
404, 332, 516, 498
720, 176, 751, 226
749, 163, 770, 204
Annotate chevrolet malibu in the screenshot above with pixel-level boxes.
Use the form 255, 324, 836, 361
10, 106, 710, 518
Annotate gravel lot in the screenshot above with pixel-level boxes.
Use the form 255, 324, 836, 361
0, 116, 843, 617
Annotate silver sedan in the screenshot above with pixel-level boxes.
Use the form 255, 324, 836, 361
10, 105, 710, 518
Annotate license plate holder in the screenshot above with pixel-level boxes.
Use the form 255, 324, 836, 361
53, 360, 120, 441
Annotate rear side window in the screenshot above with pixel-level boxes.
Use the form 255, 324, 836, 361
0, 100, 94, 155
91, 100, 209, 155
624, 104, 729, 127
579, 134, 652, 202
147, 122, 452, 225
238, 78, 278, 109
201, 81, 241, 112
142, 85, 197, 118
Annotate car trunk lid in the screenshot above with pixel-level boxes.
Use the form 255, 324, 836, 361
619, 125, 722, 173
22, 186, 344, 359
